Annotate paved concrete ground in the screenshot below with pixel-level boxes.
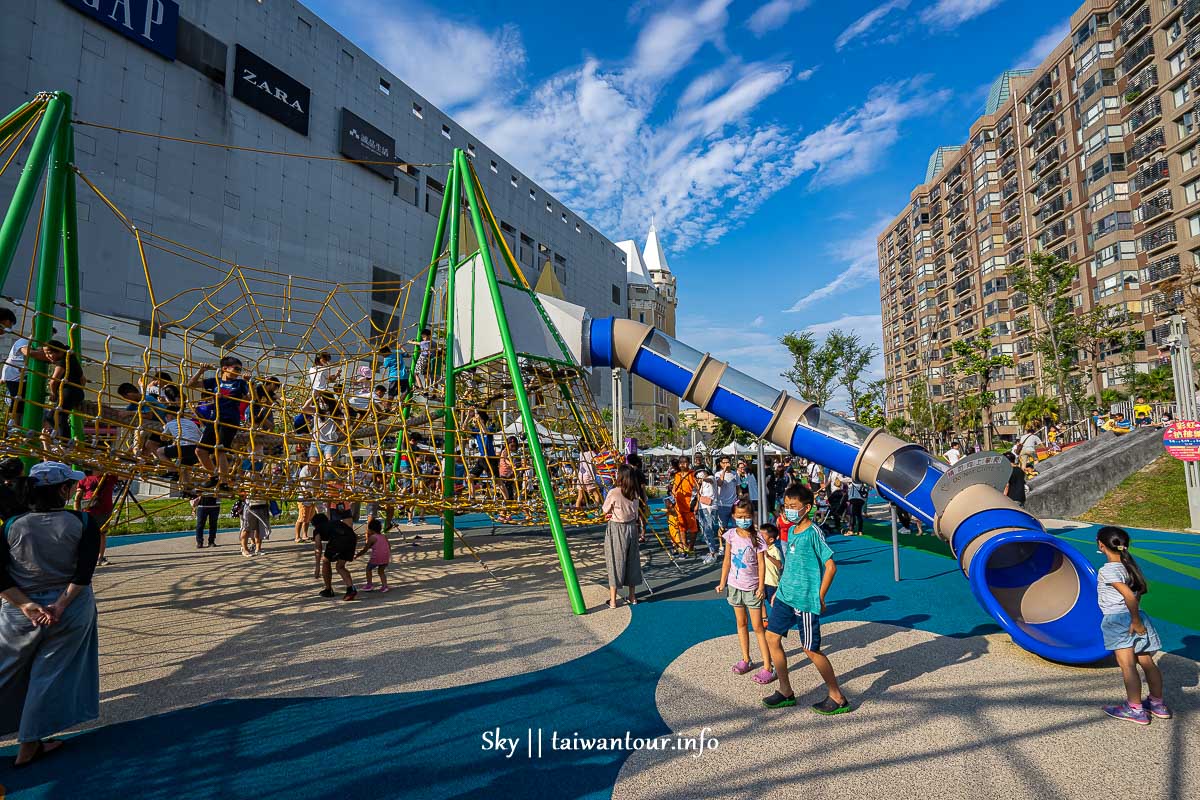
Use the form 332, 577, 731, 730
1, 520, 1196, 799
615, 622, 1198, 800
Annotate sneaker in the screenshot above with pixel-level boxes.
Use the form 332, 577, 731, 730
362, 585, 377, 592
701, 554, 715, 565
318, 589, 335, 598
762, 691, 796, 709
343, 588, 358, 601
196, 542, 204, 550
208, 540, 217, 547
1102, 703, 1149, 725
812, 696, 853, 715
1144, 697, 1172, 719
379, 586, 391, 593
98, 556, 110, 566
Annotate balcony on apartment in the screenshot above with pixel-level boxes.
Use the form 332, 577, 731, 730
1008, 242, 1027, 264
1125, 63, 1158, 100
1121, 35, 1155, 74
1024, 72, 1054, 108
1130, 126, 1165, 162
1134, 157, 1170, 191
1187, 29, 1200, 59
1031, 122, 1059, 153
953, 276, 975, 296
1186, 0, 1200, 25
1034, 194, 1066, 226
1126, 95, 1162, 131
1141, 253, 1182, 284
1117, 5, 1151, 46
1002, 199, 1021, 222
999, 133, 1015, 155
1002, 177, 1020, 200
1114, 0, 1145, 20
1036, 220, 1069, 249
1032, 170, 1064, 201
1000, 155, 1018, 178
1141, 220, 1178, 253
1137, 188, 1173, 223
1028, 97, 1058, 130
1012, 290, 1029, 309
953, 258, 973, 279
1151, 287, 1185, 315
950, 239, 969, 258
1005, 222, 1024, 243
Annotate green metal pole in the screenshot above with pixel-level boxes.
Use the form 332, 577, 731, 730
0, 100, 37, 145
21, 94, 70, 436
61, 124, 83, 442
441, 155, 461, 560
456, 151, 586, 614
0, 95, 65, 292
390, 165, 454, 484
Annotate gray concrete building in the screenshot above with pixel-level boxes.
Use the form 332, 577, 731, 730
1, 0, 627, 400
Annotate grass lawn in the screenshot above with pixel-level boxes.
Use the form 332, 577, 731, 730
1079, 455, 1191, 531
105, 496, 299, 535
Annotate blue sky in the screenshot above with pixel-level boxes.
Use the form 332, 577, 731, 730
308, 0, 1079, 404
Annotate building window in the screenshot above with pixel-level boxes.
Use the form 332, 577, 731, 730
511, 174, 518, 187
639, 312, 645, 322
441, 124, 451, 139
379, 78, 391, 95
529, 188, 536, 200
1175, 84, 1192, 110
1184, 144, 1200, 172
489, 160, 498, 173
467, 143, 476, 157
561, 213, 568, 223
1190, 213, 1200, 238
1169, 52, 1189, 78
546, 202, 552, 213
1179, 112, 1197, 140
612, 284, 621, 305
1186, 178, 1200, 204
575, 222, 582, 233
412, 102, 423, 119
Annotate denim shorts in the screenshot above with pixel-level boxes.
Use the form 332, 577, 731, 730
1101, 610, 1162, 654
726, 586, 762, 608
308, 443, 341, 460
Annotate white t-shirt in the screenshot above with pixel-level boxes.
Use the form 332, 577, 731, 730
1097, 562, 1133, 614
163, 418, 202, 445
1, 337, 29, 383
806, 462, 823, 483
698, 478, 716, 507
309, 365, 337, 391
714, 469, 738, 506
827, 470, 843, 488
848, 483, 865, 501
315, 415, 341, 444
943, 447, 962, 466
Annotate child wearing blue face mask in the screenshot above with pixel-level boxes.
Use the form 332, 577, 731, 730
715, 499, 772, 684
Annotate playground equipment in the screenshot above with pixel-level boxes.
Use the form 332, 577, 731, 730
585, 319, 1108, 664
0, 92, 1107, 662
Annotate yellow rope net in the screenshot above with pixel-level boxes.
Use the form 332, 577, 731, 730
0, 109, 616, 530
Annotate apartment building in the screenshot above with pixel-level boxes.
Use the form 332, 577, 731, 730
878, 0, 1200, 438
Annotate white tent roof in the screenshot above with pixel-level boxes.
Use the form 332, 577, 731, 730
716, 442, 760, 455
503, 420, 579, 444
642, 224, 671, 275
617, 240, 653, 286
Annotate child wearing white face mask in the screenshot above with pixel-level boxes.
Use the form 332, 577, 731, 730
715, 499, 772, 683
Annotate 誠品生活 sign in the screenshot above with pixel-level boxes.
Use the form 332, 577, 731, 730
338, 108, 396, 179
62, 0, 179, 60
232, 45, 310, 136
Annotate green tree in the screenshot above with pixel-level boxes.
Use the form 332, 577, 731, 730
1010, 252, 1077, 418
854, 379, 888, 428
825, 330, 879, 418
950, 327, 1014, 449
885, 415, 911, 439
1130, 365, 1175, 402
781, 330, 839, 407
956, 394, 984, 450
1012, 394, 1060, 430
709, 418, 754, 449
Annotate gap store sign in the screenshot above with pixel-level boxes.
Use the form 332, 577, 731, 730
62, 0, 179, 60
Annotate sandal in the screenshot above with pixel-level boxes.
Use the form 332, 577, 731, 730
607, 600, 619, 609
732, 659, 752, 675
13, 739, 64, 769
752, 667, 776, 685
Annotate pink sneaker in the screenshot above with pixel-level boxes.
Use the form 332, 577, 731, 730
1144, 697, 1172, 719
379, 586, 391, 593
361, 585, 377, 592
1102, 703, 1150, 725
732, 660, 752, 675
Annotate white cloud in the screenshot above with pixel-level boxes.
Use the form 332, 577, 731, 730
920, 0, 1004, 29
751, 315, 766, 328
347, 2, 526, 112
785, 218, 893, 312
795, 66, 818, 81
630, 0, 732, 85
835, 0, 910, 51
1015, 21, 1069, 69
746, 0, 811, 36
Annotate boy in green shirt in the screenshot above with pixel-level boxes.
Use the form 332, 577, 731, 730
762, 483, 852, 714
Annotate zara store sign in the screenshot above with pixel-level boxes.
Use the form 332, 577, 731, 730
232, 45, 311, 136
62, 0, 180, 60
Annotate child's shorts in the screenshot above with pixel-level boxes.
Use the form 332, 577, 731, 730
1101, 611, 1162, 653
368, 560, 388, 569
766, 598, 821, 652
726, 586, 762, 609
241, 504, 270, 537
764, 584, 777, 604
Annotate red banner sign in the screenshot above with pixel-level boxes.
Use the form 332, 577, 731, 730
1163, 420, 1200, 461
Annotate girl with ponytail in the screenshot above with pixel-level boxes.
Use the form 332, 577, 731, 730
1095, 526, 1171, 725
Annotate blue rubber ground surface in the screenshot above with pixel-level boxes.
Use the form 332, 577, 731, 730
3, 525, 1197, 799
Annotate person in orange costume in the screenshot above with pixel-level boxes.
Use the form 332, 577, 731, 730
670, 456, 699, 554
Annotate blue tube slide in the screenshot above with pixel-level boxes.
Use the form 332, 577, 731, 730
588, 318, 1107, 664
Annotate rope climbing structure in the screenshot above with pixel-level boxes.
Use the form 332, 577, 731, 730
0, 91, 617, 614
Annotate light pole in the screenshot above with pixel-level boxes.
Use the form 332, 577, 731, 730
1167, 314, 1200, 530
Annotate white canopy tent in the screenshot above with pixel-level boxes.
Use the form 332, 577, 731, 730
502, 420, 580, 445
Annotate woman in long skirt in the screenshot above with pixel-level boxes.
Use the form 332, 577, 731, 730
0, 461, 102, 768
602, 465, 643, 608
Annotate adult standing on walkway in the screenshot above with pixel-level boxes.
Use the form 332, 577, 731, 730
0, 461, 101, 768
766, 461, 790, 515
736, 460, 759, 517
713, 456, 739, 531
